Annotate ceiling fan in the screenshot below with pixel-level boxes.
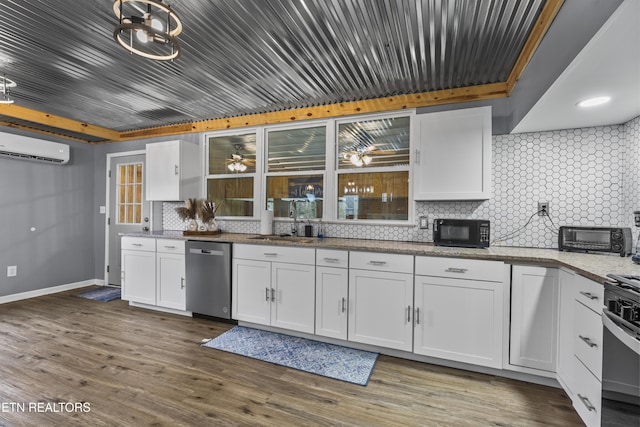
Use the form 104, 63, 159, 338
226, 144, 255, 172
340, 129, 398, 167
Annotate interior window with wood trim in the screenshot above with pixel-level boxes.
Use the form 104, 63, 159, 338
336, 116, 410, 221
265, 125, 326, 219
116, 162, 143, 224
206, 133, 257, 217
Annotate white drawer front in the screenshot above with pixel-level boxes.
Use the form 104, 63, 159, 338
121, 236, 156, 251
156, 239, 185, 254
572, 356, 602, 427
234, 244, 315, 265
573, 300, 603, 380
349, 251, 413, 274
574, 277, 604, 314
316, 249, 348, 268
415, 256, 503, 282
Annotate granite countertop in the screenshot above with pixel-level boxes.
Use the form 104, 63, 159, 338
128, 230, 640, 284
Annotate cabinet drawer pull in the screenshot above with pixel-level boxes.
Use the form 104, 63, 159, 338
579, 335, 598, 348
579, 291, 598, 301
415, 307, 420, 325
164, 245, 176, 249
445, 267, 468, 274
266, 288, 270, 301
368, 261, 387, 266
263, 252, 278, 257
407, 305, 411, 323
131, 243, 143, 247
341, 297, 346, 313
324, 257, 340, 263
577, 394, 596, 412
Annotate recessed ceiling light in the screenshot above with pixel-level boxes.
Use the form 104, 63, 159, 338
577, 96, 611, 108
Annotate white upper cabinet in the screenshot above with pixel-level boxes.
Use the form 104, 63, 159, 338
146, 140, 201, 201
413, 106, 492, 200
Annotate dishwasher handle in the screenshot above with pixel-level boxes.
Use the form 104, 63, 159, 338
189, 248, 225, 256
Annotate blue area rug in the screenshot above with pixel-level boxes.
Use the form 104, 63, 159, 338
203, 326, 378, 386
76, 287, 121, 302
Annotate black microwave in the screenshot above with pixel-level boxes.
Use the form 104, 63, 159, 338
433, 219, 490, 248
558, 226, 632, 256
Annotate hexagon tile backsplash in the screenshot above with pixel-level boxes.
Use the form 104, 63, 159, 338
163, 115, 640, 249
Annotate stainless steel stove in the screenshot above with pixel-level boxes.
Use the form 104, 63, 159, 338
604, 274, 640, 341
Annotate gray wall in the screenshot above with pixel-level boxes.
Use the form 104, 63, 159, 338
0, 129, 96, 297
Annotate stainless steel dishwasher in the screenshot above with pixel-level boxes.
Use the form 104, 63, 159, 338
185, 241, 232, 319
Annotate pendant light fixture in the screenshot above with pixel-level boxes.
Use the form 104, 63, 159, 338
0, 74, 16, 104
113, 0, 183, 61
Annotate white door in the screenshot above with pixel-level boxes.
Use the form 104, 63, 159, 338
157, 252, 186, 310
271, 262, 315, 334
510, 266, 559, 372
121, 249, 156, 304
108, 154, 150, 286
414, 275, 503, 368
316, 266, 348, 340
348, 269, 414, 351
232, 259, 271, 325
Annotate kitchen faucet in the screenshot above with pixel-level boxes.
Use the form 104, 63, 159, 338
289, 200, 298, 236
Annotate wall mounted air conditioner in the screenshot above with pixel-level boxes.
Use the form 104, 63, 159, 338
0, 132, 70, 164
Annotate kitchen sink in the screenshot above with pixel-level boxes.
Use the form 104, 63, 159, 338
247, 235, 314, 244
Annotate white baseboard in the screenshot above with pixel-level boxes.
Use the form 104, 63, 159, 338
0, 279, 102, 304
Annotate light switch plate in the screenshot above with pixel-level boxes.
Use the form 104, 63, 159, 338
419, 216, 429, 229
7, 265, 17, 277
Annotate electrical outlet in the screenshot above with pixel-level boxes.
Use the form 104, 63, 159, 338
538, 202, 549, 216
7, 265, 17, 277
419, 216, 429, 229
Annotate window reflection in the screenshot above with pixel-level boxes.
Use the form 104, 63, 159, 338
337, 172, 408, 221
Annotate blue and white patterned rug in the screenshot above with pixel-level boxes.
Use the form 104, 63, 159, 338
76, 287, 121, 302
202, 326, 378, 386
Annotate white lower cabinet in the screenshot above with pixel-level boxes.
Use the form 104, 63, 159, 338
510, 265, 559, 373
347, 252, 414, 352
121, 237, 186, 311
557, 270, 604, 427
315, 250, 349, 340
414, 257, 505, 368
232, 244, 315, 334
121, 237, 156, 305
156, 239, 186, 310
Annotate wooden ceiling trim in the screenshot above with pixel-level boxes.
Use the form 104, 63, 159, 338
0, 121, 98, 144
506, 0, 565, 94
116, 82, 508, 141
0, 104, 120, 141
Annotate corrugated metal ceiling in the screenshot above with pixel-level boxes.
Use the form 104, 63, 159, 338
0, 0, 548, 141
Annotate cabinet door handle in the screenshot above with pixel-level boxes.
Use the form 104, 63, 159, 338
415, 307, 420, 325
324, 257, 340, 263
579, 335, 598, 348
445, 267, 468, 274
180, 277, 185, 289
271, 288, 275, 302
266, 287, 270, 301
407, 305, 411, 323
174, 165, 179, 175
579, 291, 598, 301
577, 394, 596, 412
341, 297, 346, 313
264, 252, 278, 257
368, 261, 387, 266
415, 149, 420, 165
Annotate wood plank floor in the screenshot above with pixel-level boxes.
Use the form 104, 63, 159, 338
0, 288, 583, 427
